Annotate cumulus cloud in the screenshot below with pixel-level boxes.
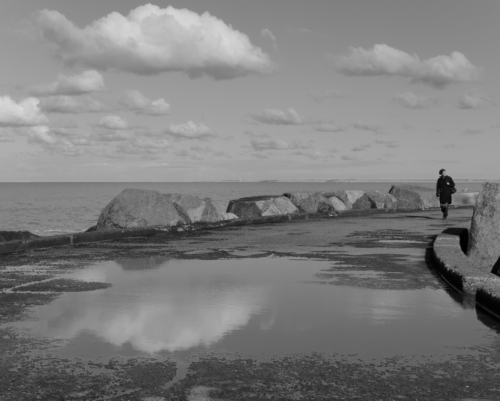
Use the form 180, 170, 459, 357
250, 137, 289, 151
261, 28, 277, 50
249, 137, 312, 151
392, 91, 439, 109
39, 95, 108, 114
458, 91, 495, 109
250, 108, 303, 125
309, 89, 345, 102
29, 70, 105, 97
34, 5, 275, 79
0, 96, 48, 127
27, 125, 86, 156
313, 123, 348, 133
119, 90, 170, 116
98, 115, 129, 130
165, 121, 217, 140
351, 121, 383, 133
352, 143, 371, 152
335, 44, 480, 88
375, 139, 398, 148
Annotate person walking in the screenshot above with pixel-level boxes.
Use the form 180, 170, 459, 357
436, 169, 455, 219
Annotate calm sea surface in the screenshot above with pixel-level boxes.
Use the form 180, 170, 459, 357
0, 181, 483, 235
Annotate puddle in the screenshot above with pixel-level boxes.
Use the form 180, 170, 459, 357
4, 256, 500, 364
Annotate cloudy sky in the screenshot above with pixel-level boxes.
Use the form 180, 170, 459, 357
0, 0, 498, 182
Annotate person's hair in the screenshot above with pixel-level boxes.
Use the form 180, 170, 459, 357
439, 168, 446, 175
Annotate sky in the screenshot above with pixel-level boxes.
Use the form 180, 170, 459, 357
0, 0, 498, 182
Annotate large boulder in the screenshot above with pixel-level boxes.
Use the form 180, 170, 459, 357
351, 193, 372, 210
96, 189, 190, 230
467, 182, 500, 272
284, 192, 328, 213
324, 195, 348, 211
365, 191, 398, 209
169, 194, 221, 223
227, 195, 299, 219
389, 184, 439, 209
0, 231, 39, 242
324, 190, 364, 210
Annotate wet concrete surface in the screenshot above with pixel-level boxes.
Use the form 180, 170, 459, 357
3, 208, 500, 400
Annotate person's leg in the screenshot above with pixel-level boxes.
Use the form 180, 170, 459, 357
442, 203, 449, 219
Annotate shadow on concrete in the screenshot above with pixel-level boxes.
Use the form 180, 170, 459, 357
442, 227, 469, 253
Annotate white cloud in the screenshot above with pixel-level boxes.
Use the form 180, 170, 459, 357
250, 108, 303, 125
0, 96, 48, 127
39, 95, 108, 114
392, 91, 439, 109
119, 90, 170, 116
457, 91, 495, 109
261, 28, 277, 50
375, 139, 398, 148
166, 121, 217, 140
351, 121, 383, 133
352, 143, 371, 152
335, 44, 480, 88
309, 89, 345, 102
249, 137, 311, 151
98, 115, 129, 130
250, 137, 289, 151
27, 125, 86, 156
35, 5, 275, 79
29, 70, 105, 97
313, 123, 348, 133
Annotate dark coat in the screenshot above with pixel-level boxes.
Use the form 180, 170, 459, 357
436, 176, 455, 204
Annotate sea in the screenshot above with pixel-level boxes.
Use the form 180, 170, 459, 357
0, 181, 484, 236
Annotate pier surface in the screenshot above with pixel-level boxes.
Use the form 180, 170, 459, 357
3, 207, 500, 400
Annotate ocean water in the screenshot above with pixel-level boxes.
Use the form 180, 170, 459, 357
0, 181, 483, 236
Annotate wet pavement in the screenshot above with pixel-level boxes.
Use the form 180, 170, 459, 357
3, 208, 500, 400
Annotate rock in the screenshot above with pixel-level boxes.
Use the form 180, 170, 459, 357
384, 194, 398, 209
169, 194, 221, 223
317, 201, 339, 216
351, 193, 372, 210
389, 184, 439, 209
324, 191, 352, 209
0, 231, 39, 242
227, 195, 299, 219
96, 189, 190, 230
467, 182, 500, 272
345, 190, 366, 205
324, 195, 348, 211
365, 191, 398, 209
365, 190, 386, 208
220, 212, 238, 221
284, 192, 329, 213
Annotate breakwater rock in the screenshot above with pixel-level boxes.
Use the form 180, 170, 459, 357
389, 184, 439, 209
96, 189, 223, 230
227, 195, 298, 219
467, 182, 500, 272
0, 230, 39, 242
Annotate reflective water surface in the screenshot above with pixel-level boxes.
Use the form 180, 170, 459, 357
8, 256, 500, 362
